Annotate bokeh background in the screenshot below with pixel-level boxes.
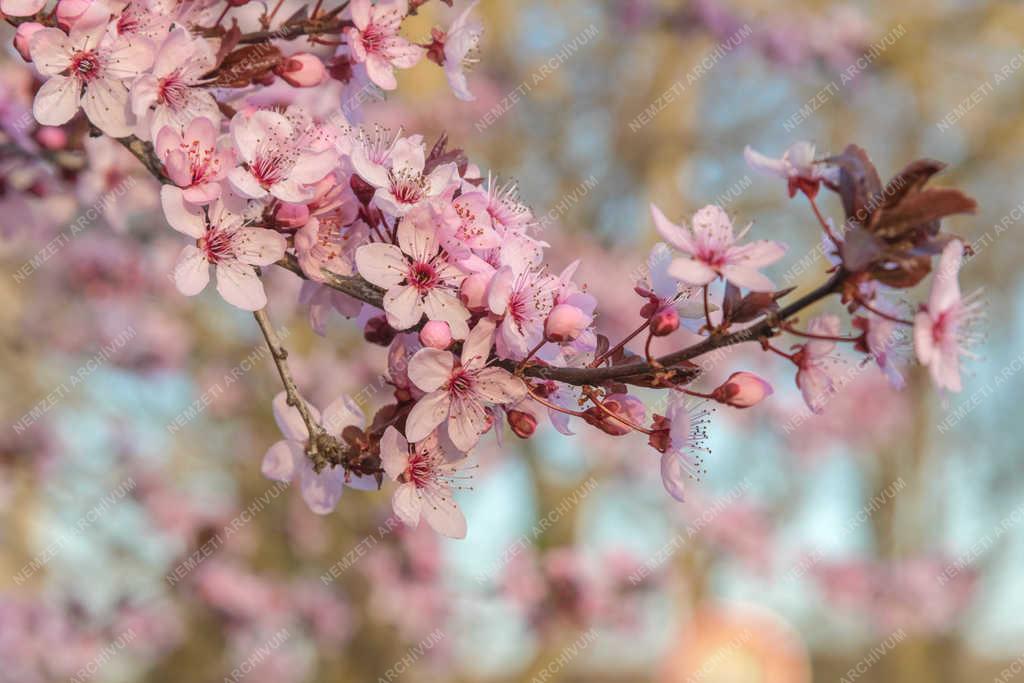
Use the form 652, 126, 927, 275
2, 1, 1023, 681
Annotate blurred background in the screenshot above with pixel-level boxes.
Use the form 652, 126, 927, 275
2, 1, 1024, 681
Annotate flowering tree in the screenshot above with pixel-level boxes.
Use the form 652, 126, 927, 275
2, 0, 982, 549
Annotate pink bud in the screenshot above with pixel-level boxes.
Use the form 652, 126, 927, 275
36, 127, 68, 150
507, 409, 537, 438
274, 202, 309, 229
419, 320, 452, 350
711, 371, 773, 408
582, 393, 645, 436
460, 272, 490, 312
14, 22, 44, 62
649, 306, 680, 337
278, 54, 326, 88
544, 303, 592, 343
56, 0, 103, 30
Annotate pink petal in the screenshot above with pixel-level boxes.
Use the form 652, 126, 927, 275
486, 266, 514, 316
408, 348, 455, 392
720, 264, 775, 292
660, 452, 688, 502
461, 317, 495, 370
81, 79, 131, 137
104, 35, 154, 79
173, 244, 210, 296
29, 28, 73, 76
320, 394, 364, 436
290, 149, 338, 185
474, 367, 526, 404
1, 0, 46, 17
383, 284, 424, 330
392, 483, 421, 526
233, 228, 287, 267
420, 485, 467, 538
446, 398, 486, 452
299, 459, 345, 515
731, 239, 787, 269
650, 204, 695, 254
350, 0, 371, 30
215, 260, 266, 311
913, 311, 936, 366
930, 240, 963, 314
666, 257, 717, 287
160, 185, 206, 237
32, 76, 80, 126
355, 243, 407, 288
262, 439, 300, 482
227, 167, 268, 199
405, 390, 451, 443
272, 390, 319, 442
365, 53, 398, 90
380, 426, 410, 480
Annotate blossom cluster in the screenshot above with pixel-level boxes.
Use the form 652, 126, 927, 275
5, 0, 983, 542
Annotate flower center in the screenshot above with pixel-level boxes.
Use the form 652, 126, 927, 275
388, 169, 427, 205
407, 260, 438, 292
158, 72, 191, 111
70, 51, 101, 83
250, 153, 290, 188
199, 228, 233, 264
446, 369, 474, 398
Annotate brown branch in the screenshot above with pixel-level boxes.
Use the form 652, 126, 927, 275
106, 135, 846, 389
237, 16, 351, 44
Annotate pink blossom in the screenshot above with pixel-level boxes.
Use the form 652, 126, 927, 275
155, 117, 232, 205
440, 0, 483, 101
131, 26, 219, 140
914, 240, 984, 392
29, 20, 154, 136
298, 280, 362, 336
380, 426, 468, 538
228, 108, 339, 203
262, 391, 378, 514
487, 263, 558, 359
794, 314, 843, 413
744, 141, 836, 198
651, 203, 787, 292
351, 134, 456, 217
484, 174, 535, 236
2, 0, 46, 17
419, 320, 452, 349
405, 318, 526, 451
14, 23, 45, 61
650, 393, 710, 501
355, 216, 470, 336
161, 186, 286, 310
344, 0, 425, 90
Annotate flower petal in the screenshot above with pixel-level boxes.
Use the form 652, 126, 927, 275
173, 244, 210, 296
408, 348, 455, 392
405, 390, 451, 443
380, 426, 410, 481
272, 390, 320, 442
299, 459, 345, 515
320, 394, 364, 437
262, 439, 300, 482
474, 367, 526, 404
32, 76, 80, 127
81, 79, 131, 137
355, 243, 407, 288
392, 483, 421, 526
215, 259, 267, 311
421, 485, 467, 539
666, 257, 717, 287
234, 228, 287, 266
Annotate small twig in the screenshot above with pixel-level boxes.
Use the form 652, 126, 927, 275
807, 193, 841, 246
590, 318, 651, 367
253, 307, 322, 455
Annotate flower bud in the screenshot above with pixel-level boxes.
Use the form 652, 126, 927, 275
649, 306, 679, 337
278, 53, 326, 88
56, 0, 101, 30
364, 316, 396, 346
582, 393, 645, 436
274, 202, 309, 229
507, 409, 537, 439
711, 371, 773, 408
419, 320, 452, 350
544, 303, 591, 343
14, 22, 44, 62
227, 0, 250, 6
460, 272, 490, 312
36, 126, 68, 150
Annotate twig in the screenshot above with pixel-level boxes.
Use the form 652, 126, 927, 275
252, 307, 322, 455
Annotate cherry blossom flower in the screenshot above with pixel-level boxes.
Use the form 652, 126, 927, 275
131, 26, 219, 140
228, 108, 339, 203
29, 19, 154, 136
405, 318, 527, 451
914, 240, 984, 392
744, 141, 836, 198
794, 314, 843, 414
155, 117, 232, 205
355, 216, 471, 336
439, 0, 483, 101
352, 134, 457, 217
161, 186, 286, 310
711, 371, 773, 408
262, 391, 378, 515
380, 426, 468, 538
298, 280, 362, 336
651, 203, 787, 292
649, 393, 710, 502
854, 298, 911, 390
484, 174, 535, 236
344, 0, 425, 91
487, 263, 559, 359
